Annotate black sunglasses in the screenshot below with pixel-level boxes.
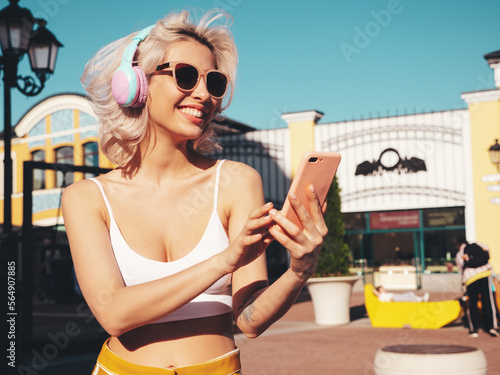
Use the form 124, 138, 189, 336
152, 61, 228, 99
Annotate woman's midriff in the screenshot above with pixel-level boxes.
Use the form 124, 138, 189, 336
107, 312, 236, 369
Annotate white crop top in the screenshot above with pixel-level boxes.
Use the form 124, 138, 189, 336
90, 160, 232, 323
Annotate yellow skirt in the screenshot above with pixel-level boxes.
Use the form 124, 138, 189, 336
92, 338, 241, 375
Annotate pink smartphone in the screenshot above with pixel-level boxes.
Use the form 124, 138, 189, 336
281, 151, 341, 228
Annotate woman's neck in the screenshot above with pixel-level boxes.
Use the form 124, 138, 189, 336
135, 139, 210, 186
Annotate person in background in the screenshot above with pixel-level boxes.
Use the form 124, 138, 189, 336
455, 236, 500, 338
62, 9, 328, 374
373, 286, 429, 302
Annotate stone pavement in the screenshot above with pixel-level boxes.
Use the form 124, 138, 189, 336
11, 291, 500, 374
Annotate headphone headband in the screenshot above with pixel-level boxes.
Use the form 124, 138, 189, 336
121, 25, 154, 65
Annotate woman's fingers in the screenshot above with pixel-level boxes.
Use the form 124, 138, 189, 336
268, 185, 329, 253
223, 203, 274, 273
241, 233, 263, 246
249, 202, 273, 220
261, 230, 275, 247
270, 206, 303, 239
306, 185, 322, 217
244, 202, 274, 233
305, 185, 328, 237
284, 186, 326, 238
263, 186, 329, 280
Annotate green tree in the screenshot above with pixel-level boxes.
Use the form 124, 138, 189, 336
315, 176, 351, 277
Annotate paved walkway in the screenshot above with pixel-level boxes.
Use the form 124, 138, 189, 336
14, 291, 500, 374
236, 292, 499, 374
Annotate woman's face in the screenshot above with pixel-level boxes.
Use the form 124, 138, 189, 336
147, 39, 221, 144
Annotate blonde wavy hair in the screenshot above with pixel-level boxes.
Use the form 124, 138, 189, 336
81, 10, 238, 167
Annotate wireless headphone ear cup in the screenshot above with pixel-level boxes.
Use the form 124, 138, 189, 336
130, 66, 148, 107
111, 65, 138, 107
111, 24, 154, 107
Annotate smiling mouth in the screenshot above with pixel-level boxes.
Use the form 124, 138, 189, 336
179, 107, 204, 119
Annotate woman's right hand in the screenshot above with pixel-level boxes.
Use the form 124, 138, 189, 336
221, 202, 274, 274
268, 185, 328, 281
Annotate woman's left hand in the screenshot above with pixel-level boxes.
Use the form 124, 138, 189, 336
268, 185, 328, 281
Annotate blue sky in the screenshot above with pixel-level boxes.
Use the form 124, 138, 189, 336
3, 0, 500, 130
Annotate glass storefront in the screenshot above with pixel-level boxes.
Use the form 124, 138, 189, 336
372, 232, 415, 267
344, 207, 465, 274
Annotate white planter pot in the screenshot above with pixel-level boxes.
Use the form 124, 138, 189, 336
306, 276, 362, 326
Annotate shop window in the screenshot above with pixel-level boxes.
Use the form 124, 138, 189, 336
423, 207, 465, 228
346, 233, 363, 261
343, 212, 366, 231
83, 142, 99, 179
55, 146, 74, 187
32, 150, 46, 190
423, 229, 465, 273
346, 233, 369, 275
372, 232, 415, 268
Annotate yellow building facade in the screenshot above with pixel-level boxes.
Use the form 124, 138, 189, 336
0, 93, 113, 228
461, 89, 500, 272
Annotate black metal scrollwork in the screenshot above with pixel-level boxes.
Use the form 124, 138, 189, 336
16, 72, 46, 96
355, 147, 427, 176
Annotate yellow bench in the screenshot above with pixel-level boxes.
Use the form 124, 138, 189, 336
364, 284, 461, 329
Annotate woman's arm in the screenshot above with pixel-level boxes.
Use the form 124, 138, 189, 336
455, 244, 466, 270
62, 179, 272, 337
228, 166, 327, 338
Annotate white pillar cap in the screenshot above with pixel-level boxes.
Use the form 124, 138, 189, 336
281, 110, 324, 124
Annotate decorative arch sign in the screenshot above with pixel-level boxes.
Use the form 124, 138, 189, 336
370, 210, 420, 230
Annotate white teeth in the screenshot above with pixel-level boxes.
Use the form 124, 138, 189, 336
179, 107, 203, 118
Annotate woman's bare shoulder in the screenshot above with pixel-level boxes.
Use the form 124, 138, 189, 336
63, 178, 96, 197
220, 160, 262, 186
219, 160, 264, 211
61, 177, 109, 210
62, 169, 122, 198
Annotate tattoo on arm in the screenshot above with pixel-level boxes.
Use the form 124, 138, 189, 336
238, 294, 258, 325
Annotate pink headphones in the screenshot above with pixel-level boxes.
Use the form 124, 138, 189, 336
111, 25, 154, 107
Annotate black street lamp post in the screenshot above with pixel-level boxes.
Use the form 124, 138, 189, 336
0, 0, 62, 245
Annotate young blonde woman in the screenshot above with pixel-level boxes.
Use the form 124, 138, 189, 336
62, 10, 327, 374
